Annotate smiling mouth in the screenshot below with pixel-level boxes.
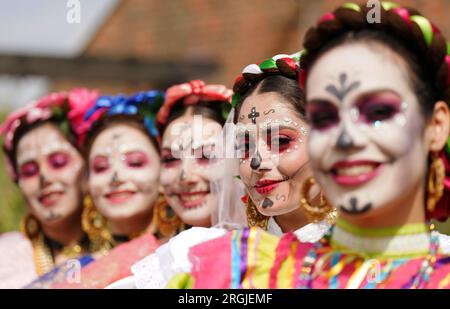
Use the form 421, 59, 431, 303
105, 190, 136, 204
330, 160, 382, 186
39, 191, 64, 208
254, 178, 289, 195
177, 191, 209, 209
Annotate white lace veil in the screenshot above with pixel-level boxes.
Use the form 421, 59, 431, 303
210, 108, 247, 229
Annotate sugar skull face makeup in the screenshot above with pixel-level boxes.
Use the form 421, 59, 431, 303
236, 91, 310, 217
88, 123, 160, 222
16, 123, 84, 225
160, 112, 224, 227
306, 43, 429, 219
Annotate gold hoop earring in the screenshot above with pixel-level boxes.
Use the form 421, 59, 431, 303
300, 177, 335, 224
20, 213, 41, 240
246, 198, 270, 230
154, 195, 184, 238
81, 195, 112, 253
427, 153, 445, 213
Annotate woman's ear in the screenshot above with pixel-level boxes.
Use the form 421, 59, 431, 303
427, 101, 450, 153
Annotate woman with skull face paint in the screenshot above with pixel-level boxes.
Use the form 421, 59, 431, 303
232, 53, 335, 239
49, 91, 174, 289
167, 2, 450, 289
0, 89, 99, 288
105, 80, 240, 289
81, 91, 182, 248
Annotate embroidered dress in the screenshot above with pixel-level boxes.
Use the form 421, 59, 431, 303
168, 220, 450, 289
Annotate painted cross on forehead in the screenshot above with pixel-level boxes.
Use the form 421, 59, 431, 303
248, 107, 260, 124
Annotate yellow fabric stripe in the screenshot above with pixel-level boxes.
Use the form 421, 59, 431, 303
346, 259, 374, 289
325, 256, 355, 280
438, 272, 450, 289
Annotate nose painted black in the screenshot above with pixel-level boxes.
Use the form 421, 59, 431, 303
336, 128, 354, 150
180, 169, 187, 181
250, 151, 262, 170
39, 175, 46, 188
111, 171, 119, 184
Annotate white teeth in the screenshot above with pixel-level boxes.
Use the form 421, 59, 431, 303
179, 193, 207, 202
336, 165, 374, 176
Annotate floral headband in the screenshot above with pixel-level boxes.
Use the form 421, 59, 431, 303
0, 88, 99, 181
231, 53, 302, 108
156, 80, 233, 127
299, 2, 450, 90
84, 90, 165, 139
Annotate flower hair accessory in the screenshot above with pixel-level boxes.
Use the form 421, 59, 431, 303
0, 88, 99, 181
231, 53, 303, 108
156, 80, 233, 127
299, 2, 450, 91
84, 90, 165, 138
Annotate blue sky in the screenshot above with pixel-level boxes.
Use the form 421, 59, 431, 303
0, 0, 119, 57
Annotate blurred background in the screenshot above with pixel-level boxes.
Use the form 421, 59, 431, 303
0, 0, 449, 233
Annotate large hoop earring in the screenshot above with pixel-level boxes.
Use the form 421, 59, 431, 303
427, 153, 445, 213
20, 213, 40, 240
153, 195, 184, 238
246, 197, 270, 230
81, 195, 112, 253
300, 177, 336, 224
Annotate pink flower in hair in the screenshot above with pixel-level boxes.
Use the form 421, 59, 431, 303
26, 107, 52, 124
156, 80, 233, 126
67, 88, 100, 145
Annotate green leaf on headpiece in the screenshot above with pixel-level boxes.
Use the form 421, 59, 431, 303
51, 106, 64, 120
59, 119, 70, 137
259, 59, 277, 71
446, 136, 450, 157
231, 93, 240, 108
381, 2, 399, 11
234, 175, 241, 180
342, 3, 361, 12
446, 43, 450, 55
221, 102, 231, 121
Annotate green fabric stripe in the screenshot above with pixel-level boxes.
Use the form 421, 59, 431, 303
336, 218, 428, 237
330, 238, 429, 259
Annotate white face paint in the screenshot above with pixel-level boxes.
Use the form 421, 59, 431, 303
160, 111, 224, 227
306, 42, 429, 219
236, 92, 310, 217
16, 123, 84, 225
88, 123, 160, 222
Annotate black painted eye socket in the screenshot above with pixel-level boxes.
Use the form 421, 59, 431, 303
361, 104, 398, 123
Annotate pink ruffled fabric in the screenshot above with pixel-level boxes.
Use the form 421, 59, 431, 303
156, 80, 232, 126
52, 233, 159, 289
189, 232, 233, 289
0, 232, 37, 288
